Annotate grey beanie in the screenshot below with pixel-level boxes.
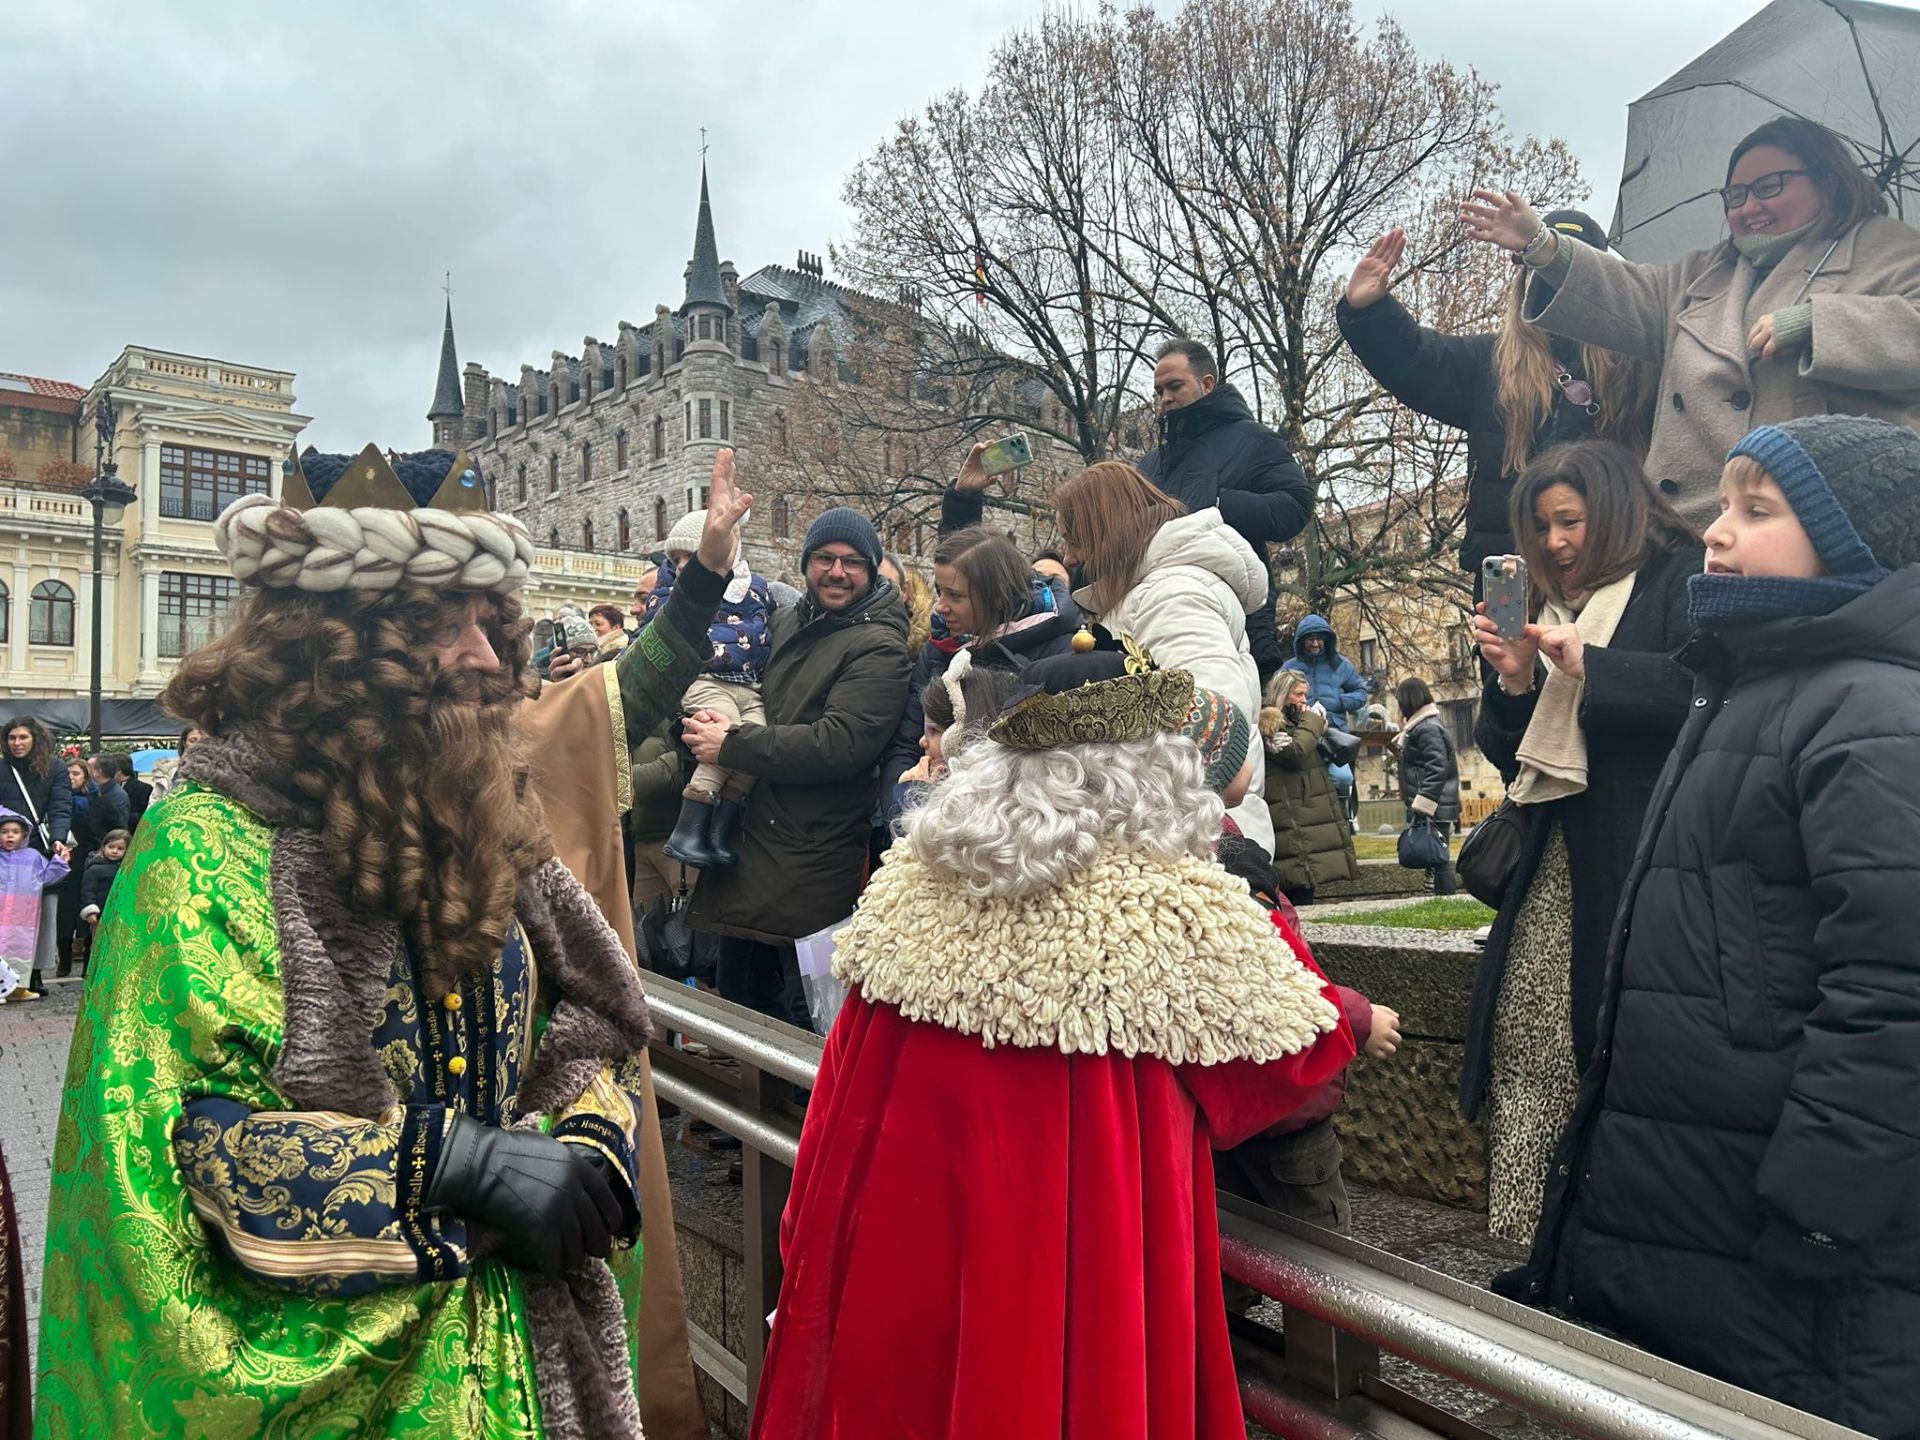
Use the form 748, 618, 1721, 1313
1730, 416, 1920, 573
802, 507, 882, 572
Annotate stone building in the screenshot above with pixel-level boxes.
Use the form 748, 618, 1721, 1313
448, 165, 1020, 585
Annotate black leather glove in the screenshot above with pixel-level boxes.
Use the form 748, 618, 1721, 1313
585, 1151, 643, 1244
426, 1114, 623, 1279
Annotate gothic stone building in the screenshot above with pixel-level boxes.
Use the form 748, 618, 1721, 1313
439, 166, 909, 586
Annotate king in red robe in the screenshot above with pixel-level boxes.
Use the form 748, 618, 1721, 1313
751, 645, 1357, 1439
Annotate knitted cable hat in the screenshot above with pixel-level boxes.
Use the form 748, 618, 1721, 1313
801, 507, 882, 573
215, 444, 535, 594
663, 509, 706, 557
1729, 416, 1920, 573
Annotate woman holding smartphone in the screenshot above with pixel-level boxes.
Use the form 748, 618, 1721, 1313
1465, 440, 1699, 1243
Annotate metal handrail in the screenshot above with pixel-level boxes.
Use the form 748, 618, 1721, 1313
646, 983, 1862, 1440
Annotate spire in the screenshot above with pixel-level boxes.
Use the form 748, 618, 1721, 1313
682, 162, 728, 312
428, 293, 463, 424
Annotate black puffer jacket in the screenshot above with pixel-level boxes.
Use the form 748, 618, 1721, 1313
1396, 710, 1459, 823
1138, 384, 1314, 679
1509, 567, 1920, 1435
1461, 545, 1701, 1116
691, 581, 910, 944
0, 755, 71, 857
1336, 294, 1618, 576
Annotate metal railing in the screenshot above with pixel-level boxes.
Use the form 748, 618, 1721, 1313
641, 976, 1864, 1440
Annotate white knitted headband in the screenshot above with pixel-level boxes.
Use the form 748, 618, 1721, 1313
216, 493, 536, 595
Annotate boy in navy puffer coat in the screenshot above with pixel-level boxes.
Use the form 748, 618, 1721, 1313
641, 513, 775, 869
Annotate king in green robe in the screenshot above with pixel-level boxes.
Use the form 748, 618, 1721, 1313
36, 443, 750, 1439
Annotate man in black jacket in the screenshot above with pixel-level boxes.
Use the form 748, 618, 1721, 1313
1138, 339, 1314, 682
683, 507, 910, 1029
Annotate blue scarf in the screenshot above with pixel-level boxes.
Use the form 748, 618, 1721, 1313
929, 572, 1057, 646
1686, 571, 1882, 630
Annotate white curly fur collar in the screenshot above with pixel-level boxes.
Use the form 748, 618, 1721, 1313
835, 845, 1339, 1064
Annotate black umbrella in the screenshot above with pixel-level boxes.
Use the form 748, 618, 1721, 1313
1611, 0, 1920, 262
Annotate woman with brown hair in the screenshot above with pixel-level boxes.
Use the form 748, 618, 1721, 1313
1463, 439, 1701, 1243
878, 525, 1081, 834
1340, 211, 1660, 578
1464, 115, 1920, 524
1052, 461, 1272, 849
0, 716, 70, 996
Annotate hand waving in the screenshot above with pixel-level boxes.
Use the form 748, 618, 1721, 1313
696, 448, 754, 575
1460, 189, 1544, 254
1346, 229, 1407, 310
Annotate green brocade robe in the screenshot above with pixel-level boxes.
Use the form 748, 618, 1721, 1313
37, 780, 651, 1438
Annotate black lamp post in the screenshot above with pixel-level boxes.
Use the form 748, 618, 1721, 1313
81, 399, 138, 752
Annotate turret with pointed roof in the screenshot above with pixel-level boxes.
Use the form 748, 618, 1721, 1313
428, 297, 464, 448
681, 162, 729, 315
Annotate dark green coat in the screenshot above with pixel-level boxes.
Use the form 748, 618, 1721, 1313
692, 582, 910, 943
1260, 705, 1358, 898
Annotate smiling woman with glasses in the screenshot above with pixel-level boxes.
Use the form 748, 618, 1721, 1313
1459, 114, 1920, 525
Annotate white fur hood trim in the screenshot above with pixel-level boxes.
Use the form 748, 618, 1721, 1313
834, 844, 1340, 1064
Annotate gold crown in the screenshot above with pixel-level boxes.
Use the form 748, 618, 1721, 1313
988, 635, 1195, 751
281, 443, 491, 515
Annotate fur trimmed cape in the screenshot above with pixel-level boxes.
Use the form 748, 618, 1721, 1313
752, 844, 1355, 1440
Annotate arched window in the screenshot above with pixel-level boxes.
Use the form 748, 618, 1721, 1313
549, 377, 561, 414
581, 440, 593, 486
618, 508, 631, 551
516, 463, 527, 504
615, 429, 628, 471
651, 417, 665, 460
30, 580, 73, 647
548, 526, 560, 548
616, 355, 628, 390
769, 339, 785, 377
582, 519, 594, 553
654, 497, 668, 542
772, 413, 788, 453
547, 455, 559, 494
0, 579, 10, 644
771, 495, 791, 541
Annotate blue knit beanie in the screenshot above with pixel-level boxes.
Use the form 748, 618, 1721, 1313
802, 507, 883, 573
1728, 417, 1920, 575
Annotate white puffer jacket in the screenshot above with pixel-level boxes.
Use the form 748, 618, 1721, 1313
1077, 508, 1273, 851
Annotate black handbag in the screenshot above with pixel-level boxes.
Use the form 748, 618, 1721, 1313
1397, 816, 1450, 870
1456, 796, 1526, 908
637, 885, 718, 985
1316, 725, 1362, 767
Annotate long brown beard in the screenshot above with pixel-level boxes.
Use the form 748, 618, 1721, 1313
164, 585, 549, 998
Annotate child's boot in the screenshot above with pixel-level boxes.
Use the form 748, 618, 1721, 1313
663, 795, 720, 869
708, 797, 747, 868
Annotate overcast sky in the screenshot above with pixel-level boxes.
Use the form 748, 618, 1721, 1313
0, 0, 1799, 452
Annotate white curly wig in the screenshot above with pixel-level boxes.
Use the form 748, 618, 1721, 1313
901, 732, 1225, 899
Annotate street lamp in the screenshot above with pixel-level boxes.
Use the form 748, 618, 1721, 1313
81, 399, 137, 753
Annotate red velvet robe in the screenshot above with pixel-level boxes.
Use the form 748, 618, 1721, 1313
751, 984, 1356, 1439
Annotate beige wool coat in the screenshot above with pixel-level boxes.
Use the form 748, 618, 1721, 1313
1526, 215, 1920, 526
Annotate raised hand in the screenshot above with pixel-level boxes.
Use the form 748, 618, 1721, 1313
1345, 229, 1407, 310
697, 448, 755, 575
1460, 189, 1544, 254
954, 442, 991, 494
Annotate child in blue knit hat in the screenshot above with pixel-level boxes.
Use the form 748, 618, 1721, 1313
1507, 414, 1920, 1433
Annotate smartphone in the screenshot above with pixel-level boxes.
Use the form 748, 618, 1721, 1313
1481, 555, 1529, 641
978, 433, 1034, 479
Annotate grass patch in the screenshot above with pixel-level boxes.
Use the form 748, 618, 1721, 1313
1336, 897, 1496, 931
1352, 833, 1462, 861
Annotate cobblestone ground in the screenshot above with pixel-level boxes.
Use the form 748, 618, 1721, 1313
0, 976, 86, 1373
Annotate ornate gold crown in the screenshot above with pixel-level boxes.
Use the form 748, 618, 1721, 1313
988, 635, 1196, 751
282, 443, 492, 515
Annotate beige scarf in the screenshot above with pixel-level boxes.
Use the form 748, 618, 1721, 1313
1510, 569, 1636, 805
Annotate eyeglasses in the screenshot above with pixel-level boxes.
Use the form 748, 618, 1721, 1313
807, 552, 871, 577
1719, 170, 1809, 211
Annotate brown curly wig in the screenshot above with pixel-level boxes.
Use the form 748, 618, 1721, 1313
162, 584, 547, 996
